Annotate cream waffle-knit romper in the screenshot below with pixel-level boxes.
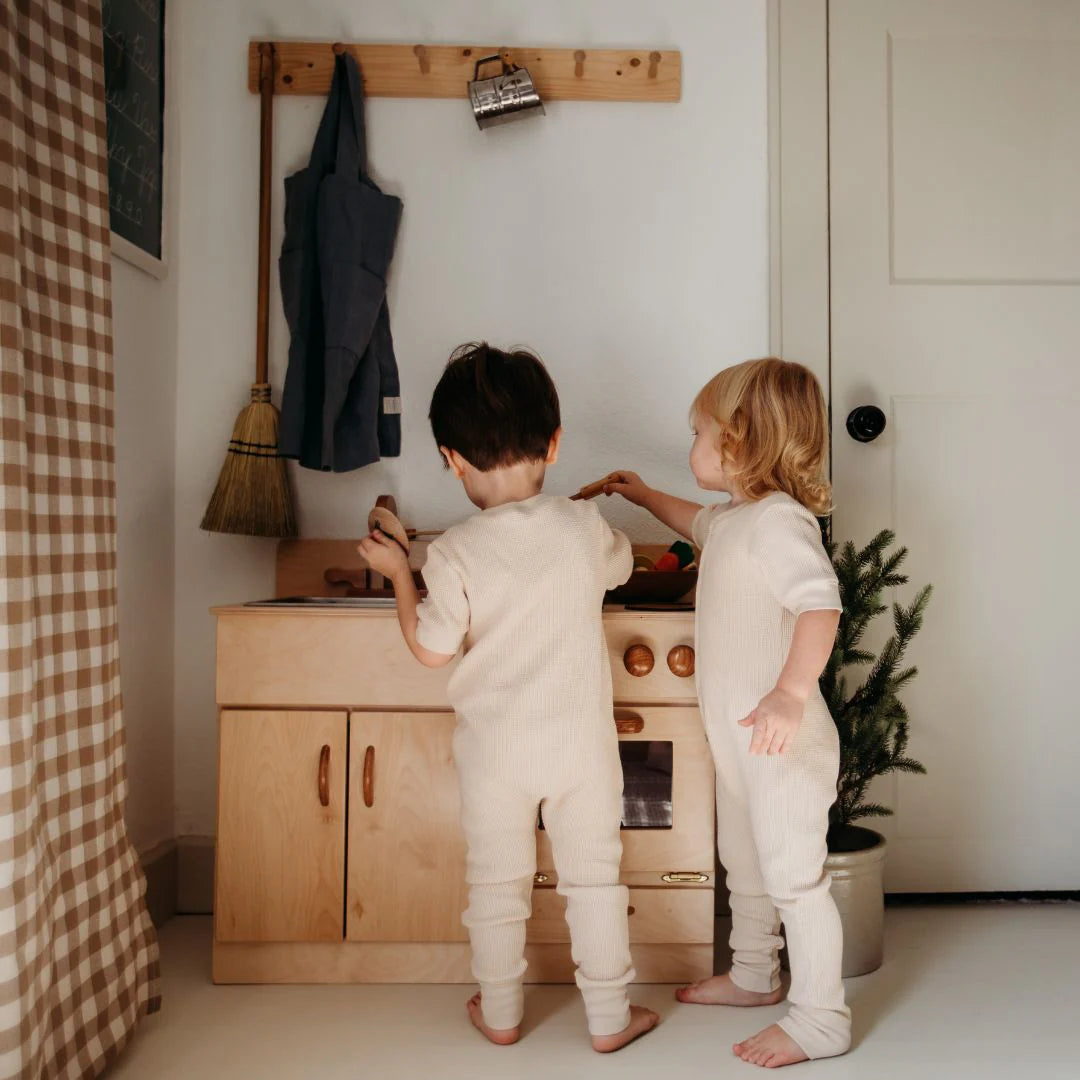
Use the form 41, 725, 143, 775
692, 492, 851, 1059
416, 494, 635, 1036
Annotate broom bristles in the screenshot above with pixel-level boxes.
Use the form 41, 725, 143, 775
201, 384, 297, 538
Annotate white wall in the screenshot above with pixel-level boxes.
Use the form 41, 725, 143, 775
113, 256, 177, 855
112, 176, 179, 850
173, 0, 770, 837
111, 3, 180, 857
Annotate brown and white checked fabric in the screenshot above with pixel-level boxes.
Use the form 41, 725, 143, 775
0, 2, 161, 1078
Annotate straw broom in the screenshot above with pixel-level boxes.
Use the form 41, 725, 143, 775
201, 42, 297, 538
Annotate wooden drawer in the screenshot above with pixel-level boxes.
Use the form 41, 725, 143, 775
215, 609, 699, 710
527, 886, 714, 944
216, 611, 453, 709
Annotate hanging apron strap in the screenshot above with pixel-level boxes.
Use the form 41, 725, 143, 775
305, 52, 368, 177
306, 56, 344, 173
335, 52, 368, 178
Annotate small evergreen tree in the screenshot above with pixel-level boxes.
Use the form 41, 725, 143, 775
820, 529, 931, 835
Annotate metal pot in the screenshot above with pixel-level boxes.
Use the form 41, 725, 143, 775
826, 829, 887, 977
467, 55, 545, 129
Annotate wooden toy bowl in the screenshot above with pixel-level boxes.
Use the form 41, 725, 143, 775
606, 570, 697, 605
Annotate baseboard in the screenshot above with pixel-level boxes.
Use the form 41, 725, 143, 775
178, 835, 216, 914
141, 840, 179, 927
885, 890, 1080, 905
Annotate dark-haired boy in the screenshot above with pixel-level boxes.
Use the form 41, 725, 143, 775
360, 343, 658, 1052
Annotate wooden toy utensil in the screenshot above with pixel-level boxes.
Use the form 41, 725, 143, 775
367, 502, 410, 553
571, 472, 623, 501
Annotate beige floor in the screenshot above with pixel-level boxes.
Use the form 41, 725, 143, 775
108, 905, 1077, 1079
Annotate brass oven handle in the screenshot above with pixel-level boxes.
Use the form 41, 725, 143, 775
614, 713, 645, 734
362, 745, 375, 807
318, 744, 330, 807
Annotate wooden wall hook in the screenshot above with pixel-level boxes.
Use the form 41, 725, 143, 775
648, 50, 661, 78
413, 44, 430, 74
574, 49, 586, 77
332, 42, 345, 56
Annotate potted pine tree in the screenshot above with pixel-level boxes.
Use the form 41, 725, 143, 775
819, 530, 931, 976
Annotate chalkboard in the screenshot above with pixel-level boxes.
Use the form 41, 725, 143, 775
103, 0, 165, 266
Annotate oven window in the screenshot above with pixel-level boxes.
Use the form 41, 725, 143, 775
619, 740, 673, 828
538, 740, 673, 831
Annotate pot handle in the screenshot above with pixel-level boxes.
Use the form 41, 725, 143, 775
473, 54, 514, 81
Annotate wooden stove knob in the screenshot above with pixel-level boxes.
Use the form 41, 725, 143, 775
623, 644, 654, 677
667, 644, 695, 678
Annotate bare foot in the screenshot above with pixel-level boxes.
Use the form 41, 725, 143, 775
466, 992, 520, 1046
676, 972, 785, 1007
733, 1023, 808, 1068
591, 1005, 660, 1053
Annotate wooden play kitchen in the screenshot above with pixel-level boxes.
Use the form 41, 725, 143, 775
210, 519, 713, 985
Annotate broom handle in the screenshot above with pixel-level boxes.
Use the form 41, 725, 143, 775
255, 42, 274, 386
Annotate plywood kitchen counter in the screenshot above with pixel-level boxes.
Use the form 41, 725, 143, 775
211, 601, 714, 985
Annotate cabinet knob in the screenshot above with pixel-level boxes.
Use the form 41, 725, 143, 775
667, 644, 695, 678
623, 643, 654, 677
318, 745, 330, 807
362, 746, 375, 808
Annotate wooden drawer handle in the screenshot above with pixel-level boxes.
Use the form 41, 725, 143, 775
363, 745, 375, 807
318, 745, 331, 806
614, 714, 644, 734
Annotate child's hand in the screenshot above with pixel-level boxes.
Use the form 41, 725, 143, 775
603, 470, 651, 507
738, 686, 805, 755
358, 530, 410, 580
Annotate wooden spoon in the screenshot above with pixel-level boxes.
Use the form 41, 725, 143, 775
367, 504, 410, 554
571, 472, 623, 501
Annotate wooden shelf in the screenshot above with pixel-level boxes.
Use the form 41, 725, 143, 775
247, 41, 681, 102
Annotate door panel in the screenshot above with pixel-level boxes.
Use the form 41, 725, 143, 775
535, 707, 714, 879
216, 710, 346, 942
347, 712, 469, 942
830, 0, 1080, 889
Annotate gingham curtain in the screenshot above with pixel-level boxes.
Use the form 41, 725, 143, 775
0, 2, 161, 1077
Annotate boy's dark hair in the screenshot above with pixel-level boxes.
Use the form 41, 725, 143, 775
429, 342, 561, 471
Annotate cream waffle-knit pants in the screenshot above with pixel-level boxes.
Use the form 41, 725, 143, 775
710, 702, 852, 1060
456, 729, 634, 1037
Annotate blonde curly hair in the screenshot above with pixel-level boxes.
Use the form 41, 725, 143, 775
691, 357, 832, 515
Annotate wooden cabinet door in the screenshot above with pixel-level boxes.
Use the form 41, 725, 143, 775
347, 712, 468, 942
216, 710, 346, 942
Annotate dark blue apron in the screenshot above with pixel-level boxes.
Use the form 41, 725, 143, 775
278, 52, 403, 472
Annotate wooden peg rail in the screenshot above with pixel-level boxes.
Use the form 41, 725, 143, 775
247, 41, 681, 102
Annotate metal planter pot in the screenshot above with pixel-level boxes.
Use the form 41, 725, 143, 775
826, 829, 887, 977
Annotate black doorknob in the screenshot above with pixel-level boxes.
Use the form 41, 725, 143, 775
846, 405, 886, 443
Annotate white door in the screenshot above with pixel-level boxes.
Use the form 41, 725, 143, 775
829, 0, 1080, 890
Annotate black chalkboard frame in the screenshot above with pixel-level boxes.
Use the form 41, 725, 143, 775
104, 0, 168, 279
